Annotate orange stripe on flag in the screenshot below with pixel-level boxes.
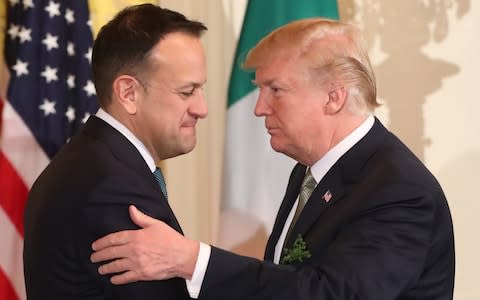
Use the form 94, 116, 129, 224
0, 151, 28, 236
0, 267, 20, 300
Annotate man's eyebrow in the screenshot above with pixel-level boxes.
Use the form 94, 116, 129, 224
177, 80, 207, 89
251, 79, 274, 87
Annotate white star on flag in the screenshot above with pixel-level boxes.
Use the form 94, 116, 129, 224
65, 8, 75, 24
67, 42, 75, 56
8, 24, 20, 40
45, 1, 61, 18
23, 0, 34, 10
84, 47, 92, 63
67, 74, 75, 89
39, 98, 56, 116
65, 106, 76, 122
41, 65, 58, 83
12, 59, 29, 77
18, 26, 32, 43
82, 112, 91, 123
42, 33, 59, 51
83, 80, 96, 97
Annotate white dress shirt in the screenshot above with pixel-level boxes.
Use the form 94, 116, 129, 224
186, 116, 375, 298
96, 109, 209, 296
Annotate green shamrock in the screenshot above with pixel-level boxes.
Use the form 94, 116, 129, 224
281, 234, 311, 265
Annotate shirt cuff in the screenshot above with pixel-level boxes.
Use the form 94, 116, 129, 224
185, 242, 211, 298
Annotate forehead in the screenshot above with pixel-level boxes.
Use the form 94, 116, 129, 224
254, 52, 307, 85
152, 32, 204, 61
147, 32, 206, 81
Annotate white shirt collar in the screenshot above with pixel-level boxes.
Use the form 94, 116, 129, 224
310, 115, 375, 182
96, 108, 156, 172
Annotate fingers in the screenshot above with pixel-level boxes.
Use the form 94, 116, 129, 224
98, 260, 144, 285
91, 244, 129, 263
110, 270, 141, 285
90, 207, 181, 283
92, 206, 162, 252
129, 205, 159, 228
98, 257, 131, 275
91, 230, 134, 251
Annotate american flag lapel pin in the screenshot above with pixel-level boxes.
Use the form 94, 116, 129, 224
322, 190, 332, 203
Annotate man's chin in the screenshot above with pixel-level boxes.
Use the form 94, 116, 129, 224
161, 139, 196, 159
180, 137, 196, 154
269, 139, 284, 154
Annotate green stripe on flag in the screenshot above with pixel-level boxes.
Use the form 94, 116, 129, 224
227, 0, 339, 107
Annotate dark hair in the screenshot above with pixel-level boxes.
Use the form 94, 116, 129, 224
92, 4, 207, 107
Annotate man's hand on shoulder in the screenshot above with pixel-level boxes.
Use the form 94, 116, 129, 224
90, 205, 199, 284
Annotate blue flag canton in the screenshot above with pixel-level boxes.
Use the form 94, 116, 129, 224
5, 0, 99, 158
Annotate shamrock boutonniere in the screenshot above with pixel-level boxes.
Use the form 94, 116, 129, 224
280, 234, 311, 265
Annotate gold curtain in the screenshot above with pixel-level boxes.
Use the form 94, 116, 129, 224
88, 0, 156, 36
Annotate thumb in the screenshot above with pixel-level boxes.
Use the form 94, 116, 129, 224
129, 205, 157, 228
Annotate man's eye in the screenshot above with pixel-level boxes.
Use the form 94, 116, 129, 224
271, 87, 281, 93
179, 88, 196, 97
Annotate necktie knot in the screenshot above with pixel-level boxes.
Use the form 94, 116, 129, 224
153, 167, 168, 200
299, 169, 316, 203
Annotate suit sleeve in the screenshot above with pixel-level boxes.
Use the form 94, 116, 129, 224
199, 183, 438, 300
75, 175, 190, 299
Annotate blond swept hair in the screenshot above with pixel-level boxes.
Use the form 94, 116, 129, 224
244, 18, 379, 115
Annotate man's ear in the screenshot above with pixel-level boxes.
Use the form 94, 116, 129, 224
324, 85, 347, 115
112, 75, 140, 115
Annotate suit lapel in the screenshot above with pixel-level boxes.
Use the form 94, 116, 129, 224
280, 118, 389, 252
264, 164, 306, 260
81, 116, 183, 233
282, 167, 346, 250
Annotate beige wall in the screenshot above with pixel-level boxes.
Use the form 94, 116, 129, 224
336, 1, 478, 299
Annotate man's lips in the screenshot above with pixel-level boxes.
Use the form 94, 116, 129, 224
181, 121, 197, 128
265, 120, 279, 134
266, 127, 279, 134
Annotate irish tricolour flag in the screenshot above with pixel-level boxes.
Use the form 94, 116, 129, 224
221, 0, 339, 256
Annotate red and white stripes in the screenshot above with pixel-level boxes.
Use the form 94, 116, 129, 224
0, 99, 49, 300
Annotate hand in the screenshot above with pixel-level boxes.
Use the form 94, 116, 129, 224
90, 205, 199, 284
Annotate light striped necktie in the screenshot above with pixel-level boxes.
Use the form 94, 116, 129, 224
153, 167, 168, 200
285, 168, 317, 241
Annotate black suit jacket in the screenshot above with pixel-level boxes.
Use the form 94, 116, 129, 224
200, 118, 455, 300
24, 116, 190, 300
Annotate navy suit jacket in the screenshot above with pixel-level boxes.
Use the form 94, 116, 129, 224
200, 118, 455, 300
24, 116, 191, 299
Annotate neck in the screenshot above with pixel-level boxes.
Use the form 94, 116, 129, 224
104, 106, 162, 164
301, 114, 369, 166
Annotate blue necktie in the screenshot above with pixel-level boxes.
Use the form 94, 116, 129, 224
153, 167, 168, 200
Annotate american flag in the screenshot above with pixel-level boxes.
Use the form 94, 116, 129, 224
322, 190, 332, 203
0, 1, 98, 299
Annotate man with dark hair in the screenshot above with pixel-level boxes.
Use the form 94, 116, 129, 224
23, 4, 207, 299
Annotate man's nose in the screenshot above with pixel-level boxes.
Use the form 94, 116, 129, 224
254, 91, 271, 117
192, 91, 208, 119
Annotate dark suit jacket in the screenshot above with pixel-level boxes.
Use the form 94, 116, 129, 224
200, 118, 455, 300
24, 116, 191, 300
